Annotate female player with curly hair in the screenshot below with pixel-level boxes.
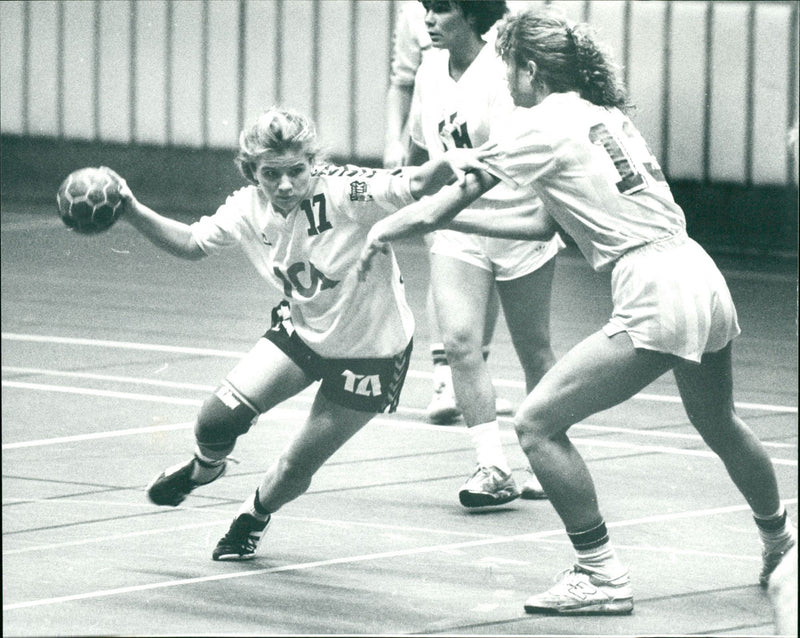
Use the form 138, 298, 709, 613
106, 107, 455, 561
358, 10, 796, 615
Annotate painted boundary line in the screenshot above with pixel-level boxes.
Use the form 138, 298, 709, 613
3, 499, 796, 612
3, 332, 797, 414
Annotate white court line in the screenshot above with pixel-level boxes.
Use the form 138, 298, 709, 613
2, 382, 797, 459
3, 332, 797, 414
3, 499, 796, 612
6, 365, 795, 449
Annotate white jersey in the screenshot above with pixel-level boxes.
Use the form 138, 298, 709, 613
410, 42, 562, 275
483, 91, 687, 271
190, 165, 416, 359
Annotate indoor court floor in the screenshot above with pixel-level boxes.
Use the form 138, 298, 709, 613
2, 205, 797, 637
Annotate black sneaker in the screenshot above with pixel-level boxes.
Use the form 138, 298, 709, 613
146, 456, 226, 506
212, 513, 271, 561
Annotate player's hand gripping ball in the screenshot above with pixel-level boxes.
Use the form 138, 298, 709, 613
56, 167, 123, 234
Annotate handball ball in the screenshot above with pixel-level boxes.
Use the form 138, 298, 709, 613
56, 167, 123, 234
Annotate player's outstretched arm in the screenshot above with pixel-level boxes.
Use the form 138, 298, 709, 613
102, 168, 205, 261
357, 170, 495, 280
406, 156, 458, 200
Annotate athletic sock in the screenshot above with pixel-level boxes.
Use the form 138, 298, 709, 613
569, 520, 628, 581
431, 344, 448, 367
469, 421, 510, 473
236, 487, 271, 522
190, 449, 226, 484
754, 507, 797, 552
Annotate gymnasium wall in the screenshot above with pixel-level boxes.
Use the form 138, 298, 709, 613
1, 0, 798, 254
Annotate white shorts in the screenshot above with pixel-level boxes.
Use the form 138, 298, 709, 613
429, 229, 564, 281
603, 233, 741, 363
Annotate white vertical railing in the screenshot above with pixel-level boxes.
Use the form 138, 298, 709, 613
0, 0, 796, 185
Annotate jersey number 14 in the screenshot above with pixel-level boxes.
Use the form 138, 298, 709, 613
590, 122, 666, 195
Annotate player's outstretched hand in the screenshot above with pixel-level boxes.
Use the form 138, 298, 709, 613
444, 145, 495, 186
357, 228, 390, 282
98, 166, 137, 213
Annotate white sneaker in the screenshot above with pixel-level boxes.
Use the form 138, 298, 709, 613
458, 465, 520, 508
524, 565, 633, 615
760, 522, 797, 587
427, 365, 460, 424
494, 396, 514, 415
520, 471, 548, 500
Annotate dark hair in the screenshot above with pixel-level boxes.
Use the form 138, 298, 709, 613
421, 1, 508, 36
235, 108, 320, 185
496, 11, 630, 110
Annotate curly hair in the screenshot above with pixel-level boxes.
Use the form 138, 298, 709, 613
496, 11, 630, 110
421, 1, 508, 36
235, 108, 321, 185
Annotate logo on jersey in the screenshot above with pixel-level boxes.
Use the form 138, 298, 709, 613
273, 262, 339, 299
261, 231, 273, 246
438, 112, 473, 150
349, 181, 374, 202
341, 370, 383, 397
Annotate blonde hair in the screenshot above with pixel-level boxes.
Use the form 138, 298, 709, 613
235, 108, 321, 184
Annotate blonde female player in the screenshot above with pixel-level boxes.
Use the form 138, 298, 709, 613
106, 107, 455, 561
409, 0, 563, 507
358, 10, 796, 614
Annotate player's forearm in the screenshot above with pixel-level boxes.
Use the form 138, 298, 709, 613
384, 84, 413, 146
447, 205, 557, 241
123, 201, 205, 260
407, 156, 456, 199
373, 172, 495, 242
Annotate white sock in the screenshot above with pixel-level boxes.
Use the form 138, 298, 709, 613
754, 506, 796, 552
469, 421, 510, 473
576, 542, 628, 582
236, 488, 270, 522
190, 448, 226, 484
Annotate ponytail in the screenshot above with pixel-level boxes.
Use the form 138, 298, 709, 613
497, 11, 630, 110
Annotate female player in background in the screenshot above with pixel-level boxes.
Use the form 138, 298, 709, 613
384, 0, 518, 434
408, 0, 563, 507
358, 10, 796, 614
106, 107, 455, 561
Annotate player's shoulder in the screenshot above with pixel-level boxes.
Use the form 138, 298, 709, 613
222, 184, 259, 208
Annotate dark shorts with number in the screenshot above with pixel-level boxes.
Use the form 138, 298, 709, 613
263, 301, 413, 414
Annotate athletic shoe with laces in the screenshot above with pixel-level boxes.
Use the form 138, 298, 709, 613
520, 470, 548, 500
458, 465, 520, 508
524, 565, 634, 615
494, 396, 514, 416
427, 367, 460, 424
759, 524, 797, 587
212, 513, 271, 561
146, 456, 226, 507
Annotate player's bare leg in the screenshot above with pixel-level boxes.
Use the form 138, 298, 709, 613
673, 344, 795, 585
146, 339, 313, 507
214, 393, 374, 560
497, 258, 557, 499
514, 331, 673, 613
431, 253, 519, 507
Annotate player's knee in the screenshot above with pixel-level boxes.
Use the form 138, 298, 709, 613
442, 329, 482, 366
195, 384, 259, 453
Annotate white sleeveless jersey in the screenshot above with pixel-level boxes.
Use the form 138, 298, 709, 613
190, 165, 416, 358
483, 91, 687, 271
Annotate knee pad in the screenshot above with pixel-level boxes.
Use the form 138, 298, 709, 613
195, 383, 259, 452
